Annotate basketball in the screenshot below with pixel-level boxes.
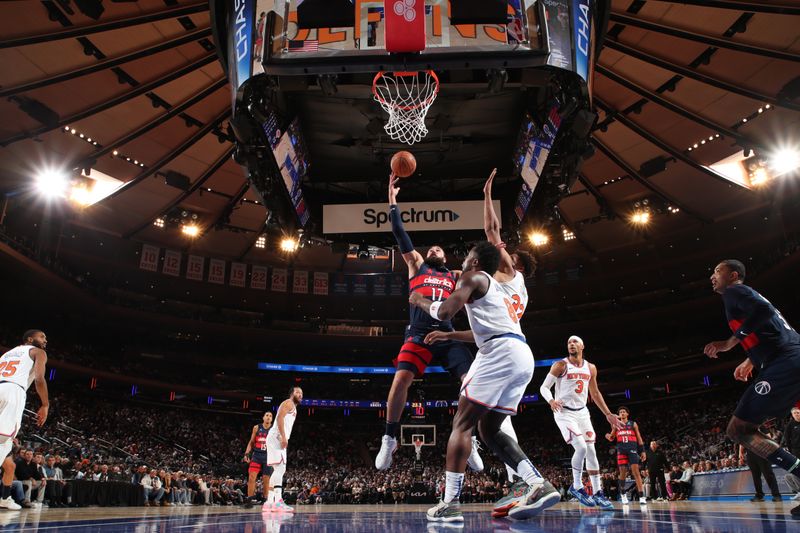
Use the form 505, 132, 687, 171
391, 151, 416, 178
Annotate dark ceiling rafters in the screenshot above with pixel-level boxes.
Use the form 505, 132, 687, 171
554, 206, 595, 254
0, 27, 213, 99
123, 145, 235, 239
576, 173, 625, 221
0, 1, 209, 49
238, 221, 269, 261
73, 78, 227, 169
105, 109, 230, 202
609, 12, 800, 63
595, 65, 758, 149
0, 54, 217, 147
593, 97, 750, 190
591, 138, 712, 224
205, 182, 251, 232
603, 40, 800, 113
644, 0, 800, 16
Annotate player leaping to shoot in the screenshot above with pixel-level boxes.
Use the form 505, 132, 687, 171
705, 259, 800, 518
411, 242, 560, 522
540, 335, 620, 510
375, 173, 483, 472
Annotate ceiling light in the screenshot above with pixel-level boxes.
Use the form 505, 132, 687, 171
280, 237, 299, 252
34, 168, 70, 199
630, 210, 651, 225
154, 217, 165, 228
750, 167, 769, 187
182, 224, 200, 237
69, 185, 93, 206
255, 235, 266, 249
769, 147, 800, 176
528, 231, 549, 247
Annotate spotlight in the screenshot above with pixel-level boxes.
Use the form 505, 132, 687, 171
528, 231, 549, 247
769, 147, 800, 176
255, 235, 266, 249
69, 185, 93, 207
630, 210, 651, 225
34, 168, 70, 199
750, 167, 769, 187
280, 237, 299, 253
561, 226, 575, 242
181, 224, 200, 237
153, 217, 165, 228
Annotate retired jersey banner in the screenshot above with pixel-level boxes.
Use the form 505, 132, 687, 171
251, 265, 268, 290
208, 259, 226, 284
293, 270, 309, 294
352, 275, 368, 296
186, 255, 204, 281
162, 249, 181, 277
323, 200, 501, 234
230, 262, 247, 288
390, 274, 405, 296
139, 244, 159, 272
313, 272, 328, 295
373, 274, 387, 296
271, 267, 288, 292
332, 273, 348, 295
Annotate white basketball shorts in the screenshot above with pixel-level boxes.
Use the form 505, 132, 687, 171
266, 432, 287, 466
0, 383, 26, 456
554, 407, 597, 444
460, 337, 534, 414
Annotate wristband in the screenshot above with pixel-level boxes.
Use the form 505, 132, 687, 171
429, 301, 443, 321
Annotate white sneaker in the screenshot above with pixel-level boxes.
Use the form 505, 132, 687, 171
639, 497, 647, 505
275, 500, 294, 513
466, 436, 484, 472
375, 435, 398, 471
621, 494, 629, 505
262, 501, 274, 512
793, 493, 800, 501
0, 497, 20, 510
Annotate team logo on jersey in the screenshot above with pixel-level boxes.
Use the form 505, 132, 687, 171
586, 431, 594, 439
755, 381, 771, 395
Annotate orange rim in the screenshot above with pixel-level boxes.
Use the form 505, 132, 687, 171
372, 70, 440, 111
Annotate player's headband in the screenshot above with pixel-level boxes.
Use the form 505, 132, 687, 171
568, 335, 584, 349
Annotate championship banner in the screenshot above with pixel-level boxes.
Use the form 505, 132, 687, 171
251, 265, 268, 290
186, 255, 204, 281
139, 244, 159, 272
208, 259, 226, 284
292, 270, 309, 294
313, 272, 328, 295
373, 274, 388, 296
352, 275, 368, 296
271, 267, 288, 292
323, 200, 501, 234
230, 262, 247, 288
572, 0, 592, 83
332, 273, 348, 295
162, 249, 181, 277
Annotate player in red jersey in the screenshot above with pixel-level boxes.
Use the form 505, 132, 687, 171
375, 173, 480, 472
242, 411, 273, 508
605, 406, 646, 505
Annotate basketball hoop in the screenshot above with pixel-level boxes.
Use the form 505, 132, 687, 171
413, 438, 424, 461
372, 70, 439, 145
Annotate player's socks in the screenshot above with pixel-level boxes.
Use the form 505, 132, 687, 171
1, 485, 11, 499
767, 448, 800, 473
590, 475, 602, 494
443, 472, 464, 503
273, 487, 282, 502
267, 490, 275, 503
516, 459, 544, 486
385, 421, 400, 438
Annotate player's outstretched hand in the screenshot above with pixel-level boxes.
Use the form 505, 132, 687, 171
548, 399, 563, 413
409, 292, 425, 307
281, 436, 288, 449
36, 405, 48, 427
733, 358, 754, 382
483, 168, 497, 195
388, 173, 400, 204
640, 452, 647, 462
703, 341, 719, 358
606, 412, 624, 430
424, 331, 450, 345
605, 432, 614, 442
243, 454, 250, 463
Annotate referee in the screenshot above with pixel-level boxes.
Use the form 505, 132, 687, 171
647, 441, 668, 501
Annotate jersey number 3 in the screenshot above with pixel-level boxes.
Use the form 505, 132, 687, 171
574, 380, 584, 394
0, 361, 19, 377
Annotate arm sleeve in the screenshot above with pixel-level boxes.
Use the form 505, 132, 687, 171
390, 205, 414, 254
725, 286, 774, 339
539, 373, 557, 403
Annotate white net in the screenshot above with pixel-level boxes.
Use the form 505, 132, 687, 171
413, 439, 424, 460
373, 71, 439, 146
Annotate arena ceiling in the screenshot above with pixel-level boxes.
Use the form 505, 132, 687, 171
0, 0, 798, 262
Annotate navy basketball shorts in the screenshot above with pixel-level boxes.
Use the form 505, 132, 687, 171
617, 447, 640, 467
394, 334, 473, 378
734, 353, 800, 424
248, 454, 273, 476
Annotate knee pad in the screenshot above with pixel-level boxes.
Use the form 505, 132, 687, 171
585, 442, 599, 471
499, 416, 518, 442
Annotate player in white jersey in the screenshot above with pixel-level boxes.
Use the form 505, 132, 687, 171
411, 242, 560, 522
540, 336, 620, 510
0, 330, 50, 511
264, 386, 302, 513
423, 170, 537, 517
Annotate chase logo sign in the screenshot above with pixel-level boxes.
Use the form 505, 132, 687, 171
572, 0, 592, 82
323, 200, 501, 234
231, 0, 253, 89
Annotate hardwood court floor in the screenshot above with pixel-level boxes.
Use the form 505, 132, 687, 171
0, 501, 796, 532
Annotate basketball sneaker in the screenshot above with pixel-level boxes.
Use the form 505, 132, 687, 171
426, 500, 464, 522
507, 480, 561, 520
375, 435, 398, 470
568, 486, 596, 507
243, 498, 254, 509
0, 497, 21, 510
262, 501, 274, 512
466, 436, 484, 472
275, 500, 294, 513
639, 496, 647, 505
620, 494, 629, 505
492, 479, 528, 518
592, 490, 614, 511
